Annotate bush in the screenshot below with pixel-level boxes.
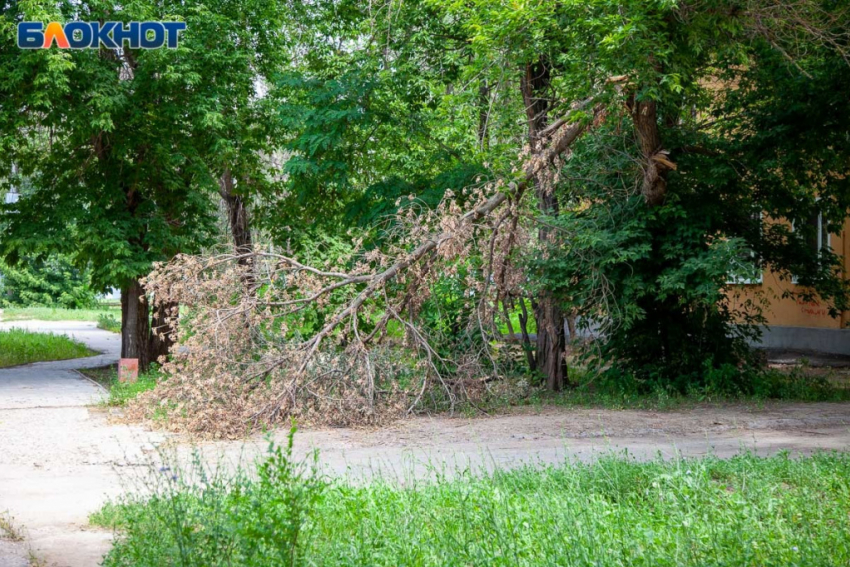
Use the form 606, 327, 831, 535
0, 253, 97, 309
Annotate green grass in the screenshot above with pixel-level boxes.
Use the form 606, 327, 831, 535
96, 313, 122, 333
78, 364, 161, 406
0, 328, 94, 368
92, 434, 850, 567
469, 363, 850, 415
0, 306, 121, 323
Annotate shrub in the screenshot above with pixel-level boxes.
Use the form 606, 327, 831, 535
0, 253, 97, 309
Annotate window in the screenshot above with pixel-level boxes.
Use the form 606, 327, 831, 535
802, 210, 829, 256
726, 212, 763, 285
792, 208, 829, 284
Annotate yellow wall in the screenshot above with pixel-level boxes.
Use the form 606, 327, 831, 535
728, 218, 850, 329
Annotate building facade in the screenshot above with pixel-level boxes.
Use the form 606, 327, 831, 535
729, 216, 850, 355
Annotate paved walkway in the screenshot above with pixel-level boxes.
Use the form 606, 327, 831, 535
1, 321, 849, 566
0, 321, 164, 567
0, 321, 118, 410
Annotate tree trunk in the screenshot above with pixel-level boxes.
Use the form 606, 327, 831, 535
478, 80, 490, 150
149, 299, 177, 364
516, 297, 537, 371
219, 170, 256, 296
628, 96, 674, 206
566, 312, 577, 342
219, 170, 254, 257
521, 58, 569, 391
534, 295, 568, 391
121, 278, 151, 371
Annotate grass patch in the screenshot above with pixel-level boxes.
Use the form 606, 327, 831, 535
473, 363, 850, 414
0, 328, 93, 368
96, 313, 121, 333
0, 306, 121, 323
92, 432, 850, 567
79, 364, 161, 406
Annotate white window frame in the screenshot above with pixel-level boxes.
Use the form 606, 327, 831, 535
791, 207, 830, 284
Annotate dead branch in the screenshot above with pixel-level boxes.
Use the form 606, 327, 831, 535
136, 98, 604, 437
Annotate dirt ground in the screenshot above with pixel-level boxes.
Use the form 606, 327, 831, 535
1, 321, 850, 567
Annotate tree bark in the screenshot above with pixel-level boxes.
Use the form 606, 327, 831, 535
628, 96, 674, 206
520, 59, 569, 391
478, 80, 490, 150
566, 313, 577, 342
219, 169, 256, 291
514, 297, 538, 371
121, 278, 151, 371
219, 170, 254, 258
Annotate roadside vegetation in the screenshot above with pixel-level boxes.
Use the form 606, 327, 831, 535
0, 329, 93, 368
473, 361, 850, 414
96, 313, 122, 333
78, 364, 162, 407
92, 432, 850, 567
80, 357, 850, 418
0, 306, 121, 323
1, 2, 848, 566
0, 511, 24, 542
72, 346, 850, 422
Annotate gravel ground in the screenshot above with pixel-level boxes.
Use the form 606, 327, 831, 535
1, 320, 849, 567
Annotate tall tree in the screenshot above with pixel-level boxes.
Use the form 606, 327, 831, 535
0, 0, 287, 368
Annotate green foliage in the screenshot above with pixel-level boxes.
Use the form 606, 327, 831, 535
96, 427, 323, 567
533, 121, 760, 389
105, 365, 162, 407
76, 363, 162, 406
96, 446, 850, 566
417, 269, 483, 358
0, 328, 92, 367
253, 0, 499, 251
0, 0, 289, 291
258, 0, 850, 395
526, 10, 850, 391
97, 313, 122, 334
0, 253, 97, 309
347, 163, 489, 247
260, 232, 364, 339
3, 0, 849, 396
704, 42, 850, 310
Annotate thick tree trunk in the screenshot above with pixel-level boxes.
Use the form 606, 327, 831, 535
534, 295, 568, 391
521, 59, 569, 391
149, 299, 177, 364
121, 278, 151, 371
628, 96, 674, 206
